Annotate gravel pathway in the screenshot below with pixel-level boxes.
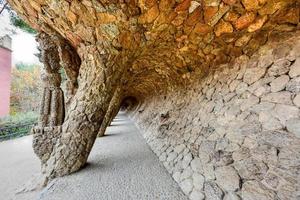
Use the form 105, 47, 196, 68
0, 112, 187, 200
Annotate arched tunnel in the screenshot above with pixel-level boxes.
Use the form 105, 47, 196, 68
5, 0, 300, 199
121, 96, 140, 112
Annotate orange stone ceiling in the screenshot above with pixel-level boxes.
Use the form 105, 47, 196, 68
8, 0, 300, 98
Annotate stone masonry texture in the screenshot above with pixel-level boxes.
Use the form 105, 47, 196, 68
128, 36, 300, 200
6, 0, 300, 199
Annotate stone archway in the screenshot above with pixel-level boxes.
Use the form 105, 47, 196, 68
6, 1, 300, 199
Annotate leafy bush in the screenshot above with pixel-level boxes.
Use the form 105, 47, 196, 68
9, 14, 37, 34
3, 62, 42, 140
0, 111, 38, 126
0, 112, 38, 141
10, 63, 42, 114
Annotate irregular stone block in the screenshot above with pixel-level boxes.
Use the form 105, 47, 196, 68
243, 67, 266, 85
242, 181, 276, 200
191, 158, 204, 174
234, 158, 267, 180
273, 104, 299, 125
293, 94, 300, 107
270, 75, 289, 92
204, 181, 224, 200
180, 178, 194, 195
289, 59, 300, 78
261, 91, 292, 105
234, 12, 256, 30
224, 192, 241, 200
267, 59, 291, 76
258, 130, 295, 148
192, 172, 205, 191
190, 190, 205, 200
286, 118, 300, 138
286, 77, 300, 93
215, 166, 240, 191
242, 0, 260, 11
259, 111, 282, 131
181, 167, 193, 181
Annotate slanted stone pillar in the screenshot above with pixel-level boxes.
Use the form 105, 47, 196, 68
42, 45, 128, 179
30, 30, 131, 181
98, 86, 123, 137
52, 35, 81, 110
39, 66, 64, 127
108, 97, 123, 125
32, 32, 65, 165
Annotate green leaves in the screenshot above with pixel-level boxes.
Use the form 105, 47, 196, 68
9, 13, 36, 34
10, 63, 41, 115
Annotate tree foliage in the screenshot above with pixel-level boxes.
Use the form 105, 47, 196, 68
9, 14, 37, 34
10, 63, 42, 114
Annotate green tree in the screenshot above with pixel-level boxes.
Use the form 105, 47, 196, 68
9, 14, 37, 34
10, 63, 42, 114
15, 62, 37, 71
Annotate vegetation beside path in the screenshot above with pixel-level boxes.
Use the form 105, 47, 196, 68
0, 63, 41, 141
0, 112, 38, 141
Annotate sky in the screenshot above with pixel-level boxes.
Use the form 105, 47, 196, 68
0, 9, 40, 65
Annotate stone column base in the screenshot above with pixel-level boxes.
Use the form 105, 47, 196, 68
32, 126, 62, 164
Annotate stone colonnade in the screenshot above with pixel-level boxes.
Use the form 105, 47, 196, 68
31, 32, 125, 180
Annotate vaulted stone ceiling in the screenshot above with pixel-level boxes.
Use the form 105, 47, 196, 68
8, 0, 300, 98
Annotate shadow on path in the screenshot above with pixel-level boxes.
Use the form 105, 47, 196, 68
0, 113, 187, 200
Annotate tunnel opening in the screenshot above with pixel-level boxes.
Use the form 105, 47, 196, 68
120, 96, 139, 112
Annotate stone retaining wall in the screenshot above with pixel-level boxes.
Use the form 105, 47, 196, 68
128, 35, 300, 200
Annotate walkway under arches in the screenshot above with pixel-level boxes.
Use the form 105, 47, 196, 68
0, 112, 187, 200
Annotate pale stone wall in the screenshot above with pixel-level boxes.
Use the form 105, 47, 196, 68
128, 35, 300, 200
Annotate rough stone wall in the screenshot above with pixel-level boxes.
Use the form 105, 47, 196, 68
128, 35, 300, 200
7, 0, 300, 191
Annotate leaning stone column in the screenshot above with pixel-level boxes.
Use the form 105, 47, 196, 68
39, 71, 64, 127
52, 35, 81, 110
49, 87, 64, 126
43, 45, 127, 179
39, 87, 50, 127
98, 86, 123, 137
32, 32, 65, 165
108, 99, 122, 125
